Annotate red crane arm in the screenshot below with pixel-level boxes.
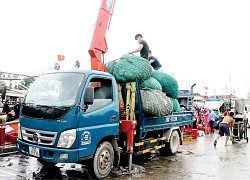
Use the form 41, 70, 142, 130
88, 0, 116, 71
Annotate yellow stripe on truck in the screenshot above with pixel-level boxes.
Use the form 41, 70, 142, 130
150, 139, 157, 143
155, 145, 162, 150
135, 142, 144, 147
142, 149, 150, 154
162, 137, 166, 141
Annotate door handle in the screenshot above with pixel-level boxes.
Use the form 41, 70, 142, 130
110, 115, 117, 120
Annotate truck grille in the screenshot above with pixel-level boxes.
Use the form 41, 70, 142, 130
21, 127, 58, 146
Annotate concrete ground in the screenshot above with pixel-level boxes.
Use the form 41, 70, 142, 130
0, 129, 249, 180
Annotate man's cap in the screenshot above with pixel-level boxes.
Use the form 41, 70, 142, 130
135, 33, 142, 40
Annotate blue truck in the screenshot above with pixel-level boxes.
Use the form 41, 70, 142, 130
17, 70, 193, 178
16, 1, 193, 178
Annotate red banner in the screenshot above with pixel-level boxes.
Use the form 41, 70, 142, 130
58, 55, 65, 61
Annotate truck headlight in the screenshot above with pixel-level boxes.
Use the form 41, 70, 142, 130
57, 129, 76, 148
18, 123, 22, 139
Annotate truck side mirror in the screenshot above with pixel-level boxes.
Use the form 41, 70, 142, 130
84, 86, 94, 105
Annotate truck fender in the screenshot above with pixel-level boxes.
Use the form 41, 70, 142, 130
164, 127, 181, 142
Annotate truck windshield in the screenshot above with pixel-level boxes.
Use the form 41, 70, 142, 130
22, 72, 85, 119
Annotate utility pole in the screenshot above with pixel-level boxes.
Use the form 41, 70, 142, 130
229, 71, 232, 96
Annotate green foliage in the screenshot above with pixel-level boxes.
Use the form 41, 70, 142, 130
18, 76, 35, 89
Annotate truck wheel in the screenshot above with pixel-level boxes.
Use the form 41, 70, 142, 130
37, 159, 56, 166
160, 130, 180, 155
89, 141, 114, 179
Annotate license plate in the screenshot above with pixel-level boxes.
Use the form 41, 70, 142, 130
29, 146, 40, 157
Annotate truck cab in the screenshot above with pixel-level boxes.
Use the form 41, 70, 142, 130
17, 70, 119, 164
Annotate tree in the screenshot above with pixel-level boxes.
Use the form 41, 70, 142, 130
18, 76, 35, 90
8, 81, 12, 89
0, 81, 4, 93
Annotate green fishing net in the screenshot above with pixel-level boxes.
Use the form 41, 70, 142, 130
151, 70, 179, 99
140, 77, 162, 91
109, 54, 152, 83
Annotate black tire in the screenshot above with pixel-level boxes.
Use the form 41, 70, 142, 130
89, 141, 114, 179
37, 159, 56, 166
160, 130, 180, 155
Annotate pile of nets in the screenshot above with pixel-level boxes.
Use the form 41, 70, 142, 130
106, 54, 181, 116
151, 71, 179, 99
140, 77, 162, 91
170, 98, 181, 112
107, 54, 152, 83
106, 59, 118, 75
140, 88, 173, 117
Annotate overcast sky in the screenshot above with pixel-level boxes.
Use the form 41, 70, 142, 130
1, 0, 250, 98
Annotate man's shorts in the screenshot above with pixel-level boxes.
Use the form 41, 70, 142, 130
219, 123, 230, 136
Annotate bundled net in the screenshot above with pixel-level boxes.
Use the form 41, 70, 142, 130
140, 88, 173, 117
106, 59, 118, 75
140, 77, 162, 91
151, 70, 179, 99
110, 54, 152, 83
170, 98, 181, 112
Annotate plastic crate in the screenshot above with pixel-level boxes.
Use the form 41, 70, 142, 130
6, 130, 18, 144
192, 129, 199, 139
184, 127, 193, 135
183, 136, 193, 141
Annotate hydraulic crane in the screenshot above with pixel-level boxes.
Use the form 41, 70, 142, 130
88, 0, 116, 72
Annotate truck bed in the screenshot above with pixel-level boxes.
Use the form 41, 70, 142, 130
141, 111, 193, 132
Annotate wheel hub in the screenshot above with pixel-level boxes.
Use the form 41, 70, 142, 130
99, 149, 111, 170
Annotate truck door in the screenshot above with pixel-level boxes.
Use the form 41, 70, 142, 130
78, 75, 119, 158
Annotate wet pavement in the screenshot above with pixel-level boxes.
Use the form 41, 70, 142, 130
0, 129, 249, 180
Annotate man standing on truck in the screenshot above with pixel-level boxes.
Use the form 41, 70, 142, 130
214, 111, 234, 147
128, 33, 149, 60
148, 50, 163, 70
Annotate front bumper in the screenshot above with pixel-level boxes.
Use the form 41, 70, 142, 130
16, 139, 79, 163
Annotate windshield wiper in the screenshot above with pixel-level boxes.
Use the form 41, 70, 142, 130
22, 102, 35, 107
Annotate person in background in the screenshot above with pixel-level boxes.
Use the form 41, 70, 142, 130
214, 111, 234, 147
2, 98, 11, 115
54, 62, 60, 70
209, 109, 218, 133
197, 107, 202, 124
203, 107, 210, 134
0, 99, 4, 114
75, 60, 80, 69
128, 33, 150, 60
223, 109, 230, 116
192, 107, 197, 129
148, 50, 163, 70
